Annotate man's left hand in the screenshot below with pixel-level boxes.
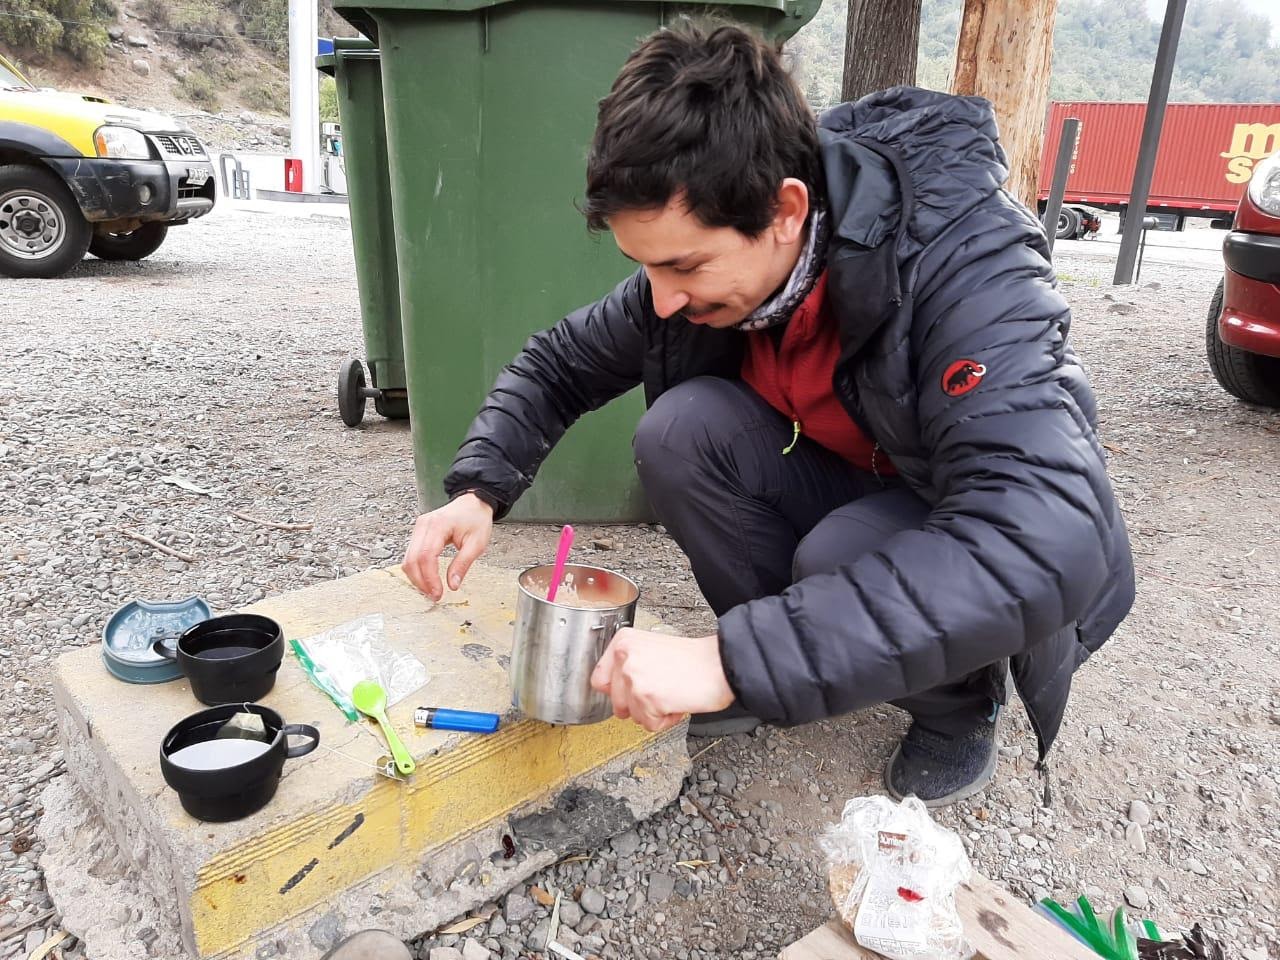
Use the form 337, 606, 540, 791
590, 628, 735, 732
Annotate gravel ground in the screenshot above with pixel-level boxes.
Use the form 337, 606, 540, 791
1, 210, 1277, 960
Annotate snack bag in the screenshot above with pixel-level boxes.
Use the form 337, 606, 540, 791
820, 795, 973, 960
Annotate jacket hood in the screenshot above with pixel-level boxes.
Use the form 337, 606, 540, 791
818, 87, 1010, 256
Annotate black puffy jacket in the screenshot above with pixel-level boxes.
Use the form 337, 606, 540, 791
445, 87, 1136, 759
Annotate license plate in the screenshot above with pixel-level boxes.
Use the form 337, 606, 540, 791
186, 167, 210, 187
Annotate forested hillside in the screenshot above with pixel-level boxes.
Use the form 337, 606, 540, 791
789, 0, 1280, 109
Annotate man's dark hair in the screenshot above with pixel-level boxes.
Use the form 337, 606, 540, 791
583, 20, 823, 237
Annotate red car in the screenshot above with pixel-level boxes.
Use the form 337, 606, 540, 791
1207, 150, 1280, 408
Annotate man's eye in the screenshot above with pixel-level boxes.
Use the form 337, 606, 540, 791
672, 264, 697, 275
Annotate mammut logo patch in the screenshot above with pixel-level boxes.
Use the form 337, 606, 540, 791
942, 359, 987, 397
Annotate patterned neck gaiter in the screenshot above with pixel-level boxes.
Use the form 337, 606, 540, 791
734, 205, 830, 333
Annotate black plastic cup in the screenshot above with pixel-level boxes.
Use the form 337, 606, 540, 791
159, 703, 319, 822
152, 613, 284, 706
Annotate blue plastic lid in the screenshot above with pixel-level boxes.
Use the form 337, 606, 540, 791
101, 597, 213, 684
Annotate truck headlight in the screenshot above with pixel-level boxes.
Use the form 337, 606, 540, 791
1248, 152, 1280, 217
93, 125, 150, 160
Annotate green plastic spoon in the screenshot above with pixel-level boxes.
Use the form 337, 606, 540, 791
352, 679, 416, 776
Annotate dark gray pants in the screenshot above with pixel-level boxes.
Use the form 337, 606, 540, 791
634, 376, 997, 736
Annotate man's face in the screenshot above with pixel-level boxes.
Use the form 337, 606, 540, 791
607, 180, 810, 329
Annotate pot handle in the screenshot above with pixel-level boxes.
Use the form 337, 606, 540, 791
281, 723, 320, 759
151, 637, 179, 661
590, 613, 632, 641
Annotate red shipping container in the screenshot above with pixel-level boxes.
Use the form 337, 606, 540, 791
1038, 102, 1280, 215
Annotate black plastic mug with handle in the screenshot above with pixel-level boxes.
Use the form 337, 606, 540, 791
152, 613, 284, 705
159, 703, 319, 821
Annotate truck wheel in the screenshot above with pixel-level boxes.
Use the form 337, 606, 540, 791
89, 222, 168, 261
1056, 206, 1082, 240
1206, 278, 1280, 408
0, 164, 92, 279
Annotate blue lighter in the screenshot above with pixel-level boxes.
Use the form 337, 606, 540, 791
413, 707, 501, 734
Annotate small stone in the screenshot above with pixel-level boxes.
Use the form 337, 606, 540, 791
527, 920, 551, 951
107, 25, 124, 40
429, 949, 464, 960
486, 916, 506, 937
131, 59, 150, 77
460, 941, 490, 960
240, 111, 256, 124
1125, 823, 1147, 853
579, 887, 606, 915
307, 914, 343, 950
503, 893, 535, 923
25, 930, 45, 954
1241, 948, 1268, 960
591, 538, 617, 551
1018, 834, 1038, 849
714, 769, 737, 793
127, 34, 148, 46
1185, 858, 1209, 876
750, 837, 770, 857
559, 901, 583, 927
1127, 800, 1152, 826
647, 872, 675, 902
368, 545, 392, 560
611, 830, 641, 857
8, 739, 35, 756
1124, 885, 1150, 910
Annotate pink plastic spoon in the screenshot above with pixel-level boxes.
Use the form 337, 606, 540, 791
546, 524, 575, 602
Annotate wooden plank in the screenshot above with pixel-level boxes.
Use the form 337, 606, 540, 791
781, 873, 1098, 960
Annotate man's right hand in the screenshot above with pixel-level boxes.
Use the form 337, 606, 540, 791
403, 493, 495, 601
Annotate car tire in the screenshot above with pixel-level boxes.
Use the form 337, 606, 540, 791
1206, 277, 1280, 408
89, 222, 168, 261
0, 164, 92, 279
1056, 206, 1082, 240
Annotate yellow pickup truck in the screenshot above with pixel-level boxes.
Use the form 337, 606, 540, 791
0, 52, 215, 278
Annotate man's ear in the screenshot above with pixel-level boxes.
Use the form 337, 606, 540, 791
772, 178, 810, 246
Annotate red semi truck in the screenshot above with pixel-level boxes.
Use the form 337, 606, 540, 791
1038, 101, 1280, 238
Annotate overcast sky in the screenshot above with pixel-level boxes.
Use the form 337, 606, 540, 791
1145, 0, 1279, 41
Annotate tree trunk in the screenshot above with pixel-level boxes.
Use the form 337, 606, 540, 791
842, 0, 924, 103
951, 0, 1059, 207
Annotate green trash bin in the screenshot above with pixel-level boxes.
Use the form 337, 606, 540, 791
335, 1, 820, 521
318, 39, 410, 427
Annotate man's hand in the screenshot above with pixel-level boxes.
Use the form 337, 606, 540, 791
590, 628, 735, 732
403, 493, 495, 601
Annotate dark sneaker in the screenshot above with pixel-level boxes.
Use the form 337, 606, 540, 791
319, 931, 412, 960
687, 703, 761, 737
884, 716, 999, 808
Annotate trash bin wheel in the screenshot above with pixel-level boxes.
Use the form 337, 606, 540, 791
338, 358, 368, 427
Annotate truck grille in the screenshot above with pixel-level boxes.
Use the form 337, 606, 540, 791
151, 134, 207, 159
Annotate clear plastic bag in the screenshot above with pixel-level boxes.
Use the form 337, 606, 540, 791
820, 795, 974, 960
293, 615, 429, 718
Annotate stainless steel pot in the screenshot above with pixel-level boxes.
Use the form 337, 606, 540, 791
511, 564, 640, 724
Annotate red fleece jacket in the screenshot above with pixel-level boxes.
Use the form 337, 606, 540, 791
741, 271, 892, 475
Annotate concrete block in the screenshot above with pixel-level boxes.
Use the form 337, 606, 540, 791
38, 564, 687, 960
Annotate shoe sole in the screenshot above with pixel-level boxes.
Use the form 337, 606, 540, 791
882, 740, 999, 809
687, 716, 762, 738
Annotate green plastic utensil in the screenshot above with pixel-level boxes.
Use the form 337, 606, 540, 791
352, 679, 416, 776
